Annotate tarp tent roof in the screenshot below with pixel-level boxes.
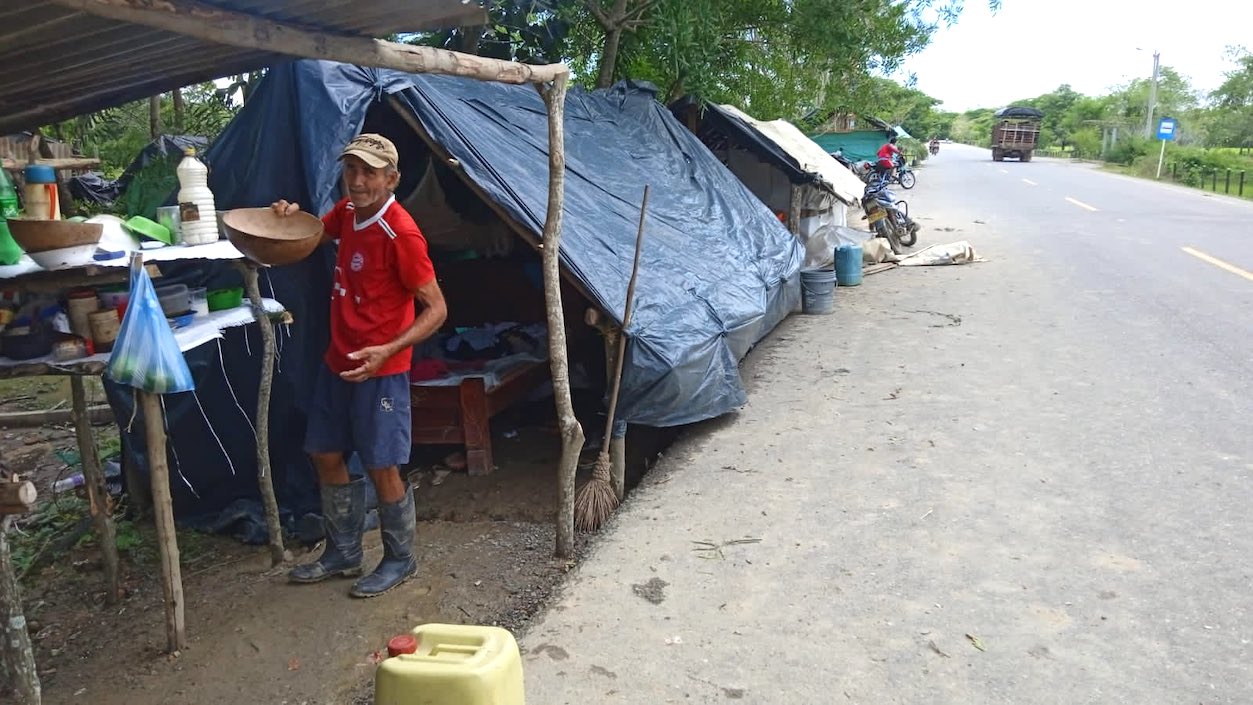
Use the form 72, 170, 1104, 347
671, 98, 864, 205
206, 60, 801, 428
809, 130, 896, 163
717, 104, 865, 205
0, 0, 485, 133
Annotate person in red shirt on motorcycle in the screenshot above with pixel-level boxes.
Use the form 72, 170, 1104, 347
876, 136, 902, 178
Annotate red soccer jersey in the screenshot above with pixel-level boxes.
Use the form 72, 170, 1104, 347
321, 196, 436, 376
877, 142, 901, 167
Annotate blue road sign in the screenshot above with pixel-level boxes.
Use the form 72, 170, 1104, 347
1157, 117, 1177, 141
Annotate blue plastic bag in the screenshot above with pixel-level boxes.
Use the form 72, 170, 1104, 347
106, 263, 195, 394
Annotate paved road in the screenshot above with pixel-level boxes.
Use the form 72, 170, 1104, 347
519, 144, 1253, 704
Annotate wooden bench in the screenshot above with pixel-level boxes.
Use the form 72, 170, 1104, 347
409, 359, 549, 475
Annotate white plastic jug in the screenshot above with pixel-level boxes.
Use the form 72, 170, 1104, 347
176, 148, 219, 245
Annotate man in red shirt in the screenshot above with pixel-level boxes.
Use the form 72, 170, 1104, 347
876, 135, 902, 177
272, 133, 447, 598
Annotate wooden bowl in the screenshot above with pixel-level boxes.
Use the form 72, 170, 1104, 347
221, 208, 323, 266
6, 219, 103, 253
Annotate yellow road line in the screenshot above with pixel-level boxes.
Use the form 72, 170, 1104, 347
1065, 196, 1098, 211
1022, 178, 1038, 186
1181, 246, 1253, 282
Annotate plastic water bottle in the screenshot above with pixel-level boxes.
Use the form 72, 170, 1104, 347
53, 473, 85, 493
175, 148, 219, 245
0, 168, 23, 265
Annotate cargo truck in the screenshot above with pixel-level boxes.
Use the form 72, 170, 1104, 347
991, 106, 1043, 162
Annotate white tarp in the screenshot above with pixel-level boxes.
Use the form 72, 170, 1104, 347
717, 104, 865, 205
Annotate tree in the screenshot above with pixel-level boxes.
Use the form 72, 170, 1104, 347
1207, 47, 1253, 147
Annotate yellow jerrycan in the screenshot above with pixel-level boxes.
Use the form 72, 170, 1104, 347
375, 623, 524, 705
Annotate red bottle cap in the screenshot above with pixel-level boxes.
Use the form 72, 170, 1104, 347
387, 634, 418, 658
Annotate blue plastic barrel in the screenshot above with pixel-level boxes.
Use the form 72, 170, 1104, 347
835, 244, 863, 286
799, 268, 837, 314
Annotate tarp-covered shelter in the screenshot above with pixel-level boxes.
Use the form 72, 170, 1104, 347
205, 61, 800, 432
672, 98, 864, 270
809, 129, 896, 162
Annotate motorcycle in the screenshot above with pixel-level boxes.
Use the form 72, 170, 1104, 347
830, 149, 875, 181
861, 174, 919, 255
929, 141, 939, 156
891, 156, 917, 189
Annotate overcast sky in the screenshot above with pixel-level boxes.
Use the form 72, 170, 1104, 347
897, 0, 1253, 112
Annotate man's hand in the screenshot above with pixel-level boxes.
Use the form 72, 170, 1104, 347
271, 200, 301, 217
340, 344, 397, 383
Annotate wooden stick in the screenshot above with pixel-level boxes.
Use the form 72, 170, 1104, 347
52, 0, 567, 85
0, 517, 41, 704
0, 404, 113, 428
606, 185, 649, 500
70, 376, 120, 604
536, 75, 583, 559
138, 390, 185, 652
238, 263, 284, 566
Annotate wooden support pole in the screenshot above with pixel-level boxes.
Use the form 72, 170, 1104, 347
0, 517, 41, 705
69, 377, 120, 604
536, 74, 583, 559
120, 435, 150, 519
610, 435, 626, 502
237, 263, 284, 566
53, 0, 567, 85
137, 390, 185, 653
787, 183, 802, 236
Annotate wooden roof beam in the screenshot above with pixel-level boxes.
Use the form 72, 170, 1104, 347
50, 0, 569, 85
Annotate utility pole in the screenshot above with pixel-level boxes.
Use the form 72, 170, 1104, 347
1144, 50, 1160, 138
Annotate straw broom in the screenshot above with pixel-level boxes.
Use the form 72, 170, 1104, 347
575, 185, 649, 532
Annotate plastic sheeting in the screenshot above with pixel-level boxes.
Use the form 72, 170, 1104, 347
809, 130, 896, 163
203, 60, 800, 428
712, 104, 864, 205
67, 135, 209, 217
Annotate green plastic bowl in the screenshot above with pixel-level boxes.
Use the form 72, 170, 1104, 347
123, 215, 172, 245
206, 287, 244, 311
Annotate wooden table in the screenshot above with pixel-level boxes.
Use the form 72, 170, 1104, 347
0, 245, 286, 653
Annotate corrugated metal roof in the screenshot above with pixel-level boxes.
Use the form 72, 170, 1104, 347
0, 0, 485, 133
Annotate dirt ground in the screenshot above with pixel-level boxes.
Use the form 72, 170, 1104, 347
2, 385, 674, 705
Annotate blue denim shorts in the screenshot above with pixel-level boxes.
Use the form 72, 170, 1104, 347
303, 363, 412, 470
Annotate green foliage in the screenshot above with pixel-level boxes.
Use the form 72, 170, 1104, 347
1105, 134, 1150, 165
1139, 144, 1253, 187
1070, 128, 1102, 157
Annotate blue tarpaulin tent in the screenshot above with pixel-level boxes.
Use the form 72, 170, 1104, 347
106, 60, 801, 537
207, 60, 801, 428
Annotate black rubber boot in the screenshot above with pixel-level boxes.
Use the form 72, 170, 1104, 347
289, 479, 366, 583
350, 491, 417, 598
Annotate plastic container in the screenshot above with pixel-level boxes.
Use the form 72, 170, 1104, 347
88, 309, 120, 352
206, 287, 243, 311
799, 268, 837, 315
835, 244, 863, 287
154, 283, 190, 316
156, 206, 181, 245
66, 289, 99, 339
23, 164, 60, 221
175, 148, 219, 245
53, 473, 85, 493
374, 624, 524, 705
190, 287, 209, 316
0, 168, 21, 265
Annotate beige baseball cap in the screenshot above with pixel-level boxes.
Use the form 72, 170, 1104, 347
339, 133, 399, 169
